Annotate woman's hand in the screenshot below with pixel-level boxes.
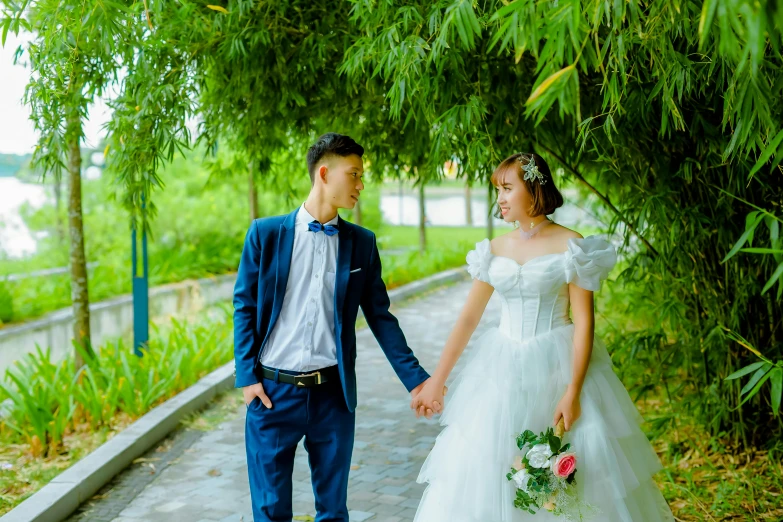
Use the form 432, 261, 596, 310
410, 379, 448, 419
552, 387, 581, 431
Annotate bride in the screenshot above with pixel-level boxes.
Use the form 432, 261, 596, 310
410, 153, 674, 521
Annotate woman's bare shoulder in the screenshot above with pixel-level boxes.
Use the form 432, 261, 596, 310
490, 229, 518, 252
543, 223, 583, 248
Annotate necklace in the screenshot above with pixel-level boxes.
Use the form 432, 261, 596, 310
519, 218, 551, 240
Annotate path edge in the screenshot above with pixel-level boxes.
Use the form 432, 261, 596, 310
2, 265, 469, 522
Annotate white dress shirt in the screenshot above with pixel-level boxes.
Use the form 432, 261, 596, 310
260, 204, 340, 371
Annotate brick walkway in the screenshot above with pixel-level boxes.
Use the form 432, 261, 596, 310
68, 279, 499, 522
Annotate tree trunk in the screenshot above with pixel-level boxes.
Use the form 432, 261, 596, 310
354, 197, 362, 226
398, 177, 404, 225
418, 181, 426, 254
66, 108, 92, 368
486, 183, 494, 239
465, 182, 473, 226
54, 176, 65, 243
248, 161, 259, 222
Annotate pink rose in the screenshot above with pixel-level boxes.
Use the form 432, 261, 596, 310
512, 455, 525, 471
551, 452, 577, 478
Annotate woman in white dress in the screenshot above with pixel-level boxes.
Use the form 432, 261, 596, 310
410, 153, 674, 521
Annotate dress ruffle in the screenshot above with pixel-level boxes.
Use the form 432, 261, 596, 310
466, 235, 618, 292
564, 236, 618, 292
466, 238, 492, 283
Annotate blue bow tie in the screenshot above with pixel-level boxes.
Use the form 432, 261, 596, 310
307, 220, 339, 236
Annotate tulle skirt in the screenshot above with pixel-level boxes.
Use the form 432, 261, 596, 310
414, 324, 674, 522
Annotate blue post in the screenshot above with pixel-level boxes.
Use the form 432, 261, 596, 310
132, 208, 149, 356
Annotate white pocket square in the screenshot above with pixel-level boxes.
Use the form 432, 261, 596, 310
350, 268, 362, 273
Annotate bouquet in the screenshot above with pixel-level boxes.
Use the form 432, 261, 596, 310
507, 418, 599, 521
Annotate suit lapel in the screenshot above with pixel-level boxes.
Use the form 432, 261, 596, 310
268, 209, 298, 335
334, 217, 353, 329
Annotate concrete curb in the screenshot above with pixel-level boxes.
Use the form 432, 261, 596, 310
1, 265, 470, 522
386, 265, 469, 302
2, 363, 235, 522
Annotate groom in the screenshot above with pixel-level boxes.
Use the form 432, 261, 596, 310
233, 132, 433, 522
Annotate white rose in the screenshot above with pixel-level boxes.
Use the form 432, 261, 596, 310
510, 468, 532, 491
526, 443, 554, 468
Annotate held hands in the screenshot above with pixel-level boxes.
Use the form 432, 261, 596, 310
552, 386, 581, 432
410, 378, 448, 420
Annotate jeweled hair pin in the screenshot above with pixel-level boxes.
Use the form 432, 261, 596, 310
519, 154, 546, 185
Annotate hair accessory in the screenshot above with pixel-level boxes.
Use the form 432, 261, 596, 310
520, 154, 546, 185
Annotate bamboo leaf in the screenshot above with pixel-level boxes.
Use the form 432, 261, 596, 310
526, 65, 575, 105
748, 128, 783, 181
741, 365, 772, 396
698, 0, 718, 49
739, 370, 774, 408
762, 262, 783, 294
771, 368, 782, 416
725, 361, 766, 380
2, 17, 10, 47
739, 248, 783, 254
722, 213, 763, 263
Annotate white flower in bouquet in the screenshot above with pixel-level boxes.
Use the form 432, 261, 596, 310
510, 468, 532, 491
526, 443, 554, 468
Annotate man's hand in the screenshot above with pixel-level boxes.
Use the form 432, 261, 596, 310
410, 378, 448, 419
243, 382, 273, 409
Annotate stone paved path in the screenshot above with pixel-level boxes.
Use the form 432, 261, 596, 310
67, 280, 500, 522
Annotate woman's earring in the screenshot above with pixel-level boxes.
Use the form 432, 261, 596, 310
513, 220, 520, 229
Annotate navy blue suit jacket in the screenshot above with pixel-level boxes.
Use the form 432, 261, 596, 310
232, 208, 430, 412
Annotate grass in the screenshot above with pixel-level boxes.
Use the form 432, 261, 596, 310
3, 272, 782, 518
591, 267, 783, 519
0, 222, 501, 327
636, 394, 783, 520
376, 224, 492, 251
0, 413, 136, 515
0, 305, 234, 515
0, 233, 486, 515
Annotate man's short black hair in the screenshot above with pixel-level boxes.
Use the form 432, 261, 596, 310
306, 133, 364, 183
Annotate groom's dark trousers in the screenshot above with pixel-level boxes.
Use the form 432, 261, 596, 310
233, 208, 429, 522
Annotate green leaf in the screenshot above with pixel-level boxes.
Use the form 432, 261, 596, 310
527, 65, 575, 105
762, 262, 783, 294
740, 365, 772, 396
739, 248, 783, 254
749, 128, 783, 181
771, 368, 782, 416
722, 213, 764, 263
725, 361, 766, 380
739, 369, 774, 408
1, 17, 10, 47
698, 0, 718, 49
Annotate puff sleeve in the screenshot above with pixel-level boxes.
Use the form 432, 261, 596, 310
466, 238, 493, 283
564, 236, 617, 291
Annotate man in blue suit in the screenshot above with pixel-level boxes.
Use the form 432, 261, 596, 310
233, 133, 435, 521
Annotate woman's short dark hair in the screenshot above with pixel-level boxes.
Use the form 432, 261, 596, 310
490, 152, 563, 217
306, 133, 365, 183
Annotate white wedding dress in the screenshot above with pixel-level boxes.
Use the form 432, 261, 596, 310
414, 236, 674, 522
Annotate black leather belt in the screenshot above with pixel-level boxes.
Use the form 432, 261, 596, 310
260, 365, 339, 387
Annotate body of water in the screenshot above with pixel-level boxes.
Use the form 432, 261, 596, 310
0, 177, 48, 258
380, 188, 601, 230
380, 193, 506, 227
1, 179, 603, 261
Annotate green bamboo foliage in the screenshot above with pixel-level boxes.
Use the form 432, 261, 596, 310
336, 0, 783, 446
4, 0, 782, 446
